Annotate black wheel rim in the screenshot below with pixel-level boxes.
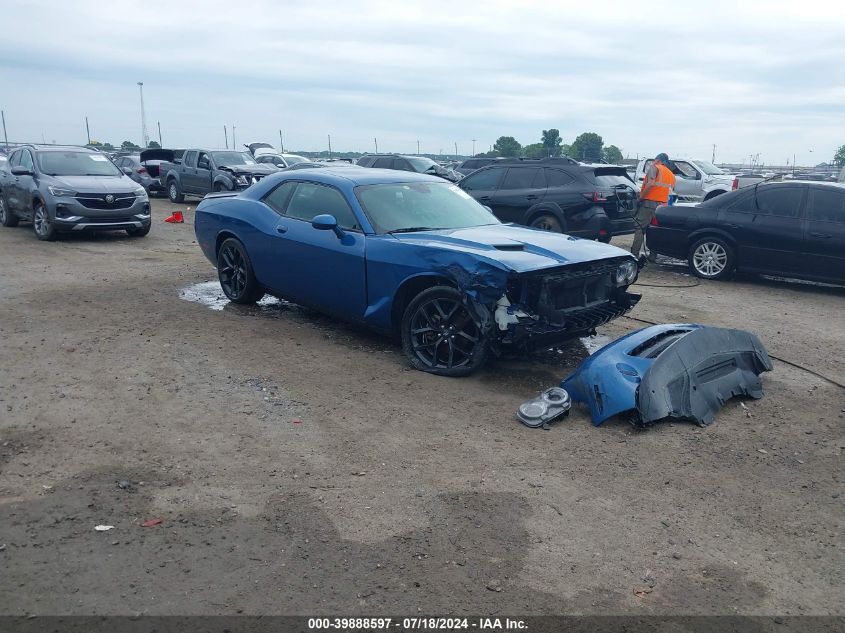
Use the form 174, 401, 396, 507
218, 244, 247, 298
410, 297, 480, 370
532, 217, 558, 232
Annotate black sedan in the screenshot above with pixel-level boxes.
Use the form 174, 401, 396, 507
647, 181, 845, 283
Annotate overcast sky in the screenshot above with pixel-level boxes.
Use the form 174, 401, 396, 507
1, 0, 843, 166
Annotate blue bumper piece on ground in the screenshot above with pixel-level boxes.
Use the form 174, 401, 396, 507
561, 324, 773, 426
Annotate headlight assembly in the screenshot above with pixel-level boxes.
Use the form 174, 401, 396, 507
47, 186, 77, 197
616, 261, 637, 286
235, 175, 249, 185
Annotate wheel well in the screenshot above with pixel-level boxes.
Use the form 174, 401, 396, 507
215, 231, 239, 258
703, 190, 726, 201
525, 204, 565, 227
390, 275, 455, 332
687, 231, 736, 250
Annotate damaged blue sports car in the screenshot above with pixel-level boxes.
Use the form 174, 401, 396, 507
195, 167, 641, 376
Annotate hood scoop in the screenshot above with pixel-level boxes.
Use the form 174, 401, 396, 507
491, 243, 525, 251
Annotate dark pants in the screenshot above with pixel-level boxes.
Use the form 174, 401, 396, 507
631, 200, 659, 257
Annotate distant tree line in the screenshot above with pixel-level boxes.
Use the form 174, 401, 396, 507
482, 129, 624, 163
86, 140, 161, 152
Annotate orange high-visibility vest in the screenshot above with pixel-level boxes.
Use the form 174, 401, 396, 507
642, 163, 676, 203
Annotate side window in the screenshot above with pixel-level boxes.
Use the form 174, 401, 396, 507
286, 182, 360, 230
262, 181, 297, 215
19, 150, 34, 171
393, 158, 413, 171
809, 187, 845, 224
373, 157, 393, 168
546, 169, 574, 187
755, 186, 804, 218
500, 167, 541, 190
114, 158, 124, 168
197, 152, 211, 169
357, 157, 374, 167
673, 161, 699, 179
461, 167, 505, 191
9, 150, 22, 168
531, 168, 547, 188
721, 190, 755, 212
183, 151, 197, 168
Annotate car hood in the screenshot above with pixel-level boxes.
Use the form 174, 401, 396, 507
218, 164, 278, 175
390, 224, 634, 273
51, 175, 138, 193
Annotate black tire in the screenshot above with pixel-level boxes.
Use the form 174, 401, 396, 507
598, 231, 612, 243
213, 182, 223, 192
217, 238, 264, 304
0, 196, 19, 227
688, 236, 735, 280
168, 179, 185, 203
529, 212, 563, 233
32, 201, 57, 241
126, 224, 151, 237
400, 285, 488, 377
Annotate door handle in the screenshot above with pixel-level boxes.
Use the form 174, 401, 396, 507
276, 225, 288, 234
479, 196, 491, 201
526, 194, 538, 200
725, 223, 740, 228
809, 232, 832, 239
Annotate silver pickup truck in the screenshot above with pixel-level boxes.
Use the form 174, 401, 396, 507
635, 157, 734, 202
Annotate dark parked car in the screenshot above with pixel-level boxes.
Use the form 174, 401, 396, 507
647, 181, 845, 283
455, 156, 579, 177
160, 149, 278, 202
0, 145, 151, 240
458, 159, 638, 241
356, 154, 462, 182
195, 167, 640, 376
113, 150, 169, 195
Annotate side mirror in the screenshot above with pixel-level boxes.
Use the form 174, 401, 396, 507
11, 166, 33, 176
312, 213, 344, 238
121, 167, 133, 175
483, 205, 493, 213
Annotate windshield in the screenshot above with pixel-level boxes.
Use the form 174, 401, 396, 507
211, 152, 256, 166
692, 160, 725, 175
283, 155, 308, 165
38, 151, 122, 176
355, 182, 500, 234
406, 156, 438, 173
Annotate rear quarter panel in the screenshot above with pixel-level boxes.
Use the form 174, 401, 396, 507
195, 197, 272, 268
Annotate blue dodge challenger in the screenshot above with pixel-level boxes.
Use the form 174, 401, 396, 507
195, 167, 640, 376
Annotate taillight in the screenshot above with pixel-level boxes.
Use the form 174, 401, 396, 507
650, 215, 659, 226
582, 191, 608, 203
732, 177, 738, 190
137, 167, 147, 174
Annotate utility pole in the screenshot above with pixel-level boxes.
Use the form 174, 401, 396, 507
233, 125, 236, 149
137, 82, 149, 148
157, 121, 162, 146
712, 144, 716, 163
1, 110, 8, 150
416, 140, 420, 155
454, 142, 458, 158
279, 130, 284, 152
374, 138, 378, 153
85, 116, 91, 145
328, 134, 332, 158
472, 139, 476, 156
224, 125, 228, 149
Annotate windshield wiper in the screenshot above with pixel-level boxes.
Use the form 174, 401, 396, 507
386, 226, 444, 234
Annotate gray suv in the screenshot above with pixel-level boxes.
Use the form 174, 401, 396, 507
0, 145, 151, 240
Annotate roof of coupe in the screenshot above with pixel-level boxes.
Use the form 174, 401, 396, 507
246, 166, 444, 195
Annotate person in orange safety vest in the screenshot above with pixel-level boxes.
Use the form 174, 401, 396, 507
632, 152, 676, 264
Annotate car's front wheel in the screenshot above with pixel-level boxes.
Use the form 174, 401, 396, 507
32, 202, 57, 241
529, 212, 563, 233
0, 197, 19, 227
401, 285, 488, 377
217, 238, 264, 304
688, 236, 734, 280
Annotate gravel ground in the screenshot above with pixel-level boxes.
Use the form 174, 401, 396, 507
0, 198, 842, 616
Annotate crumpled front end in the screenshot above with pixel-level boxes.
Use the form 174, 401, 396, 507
561, 324, 773, 427
492, 257, 641, 351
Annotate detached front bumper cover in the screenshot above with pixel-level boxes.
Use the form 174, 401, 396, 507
560, 324, 773, 427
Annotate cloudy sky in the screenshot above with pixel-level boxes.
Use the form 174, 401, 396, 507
1, 0, 843, 166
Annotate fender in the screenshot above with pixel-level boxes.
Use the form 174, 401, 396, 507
213, 174, 235, 191
164, 170, 181, 186
686, 226, 738, 247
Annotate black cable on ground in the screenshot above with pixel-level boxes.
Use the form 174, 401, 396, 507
634, 281, 701, 288
621, 315, 845, 390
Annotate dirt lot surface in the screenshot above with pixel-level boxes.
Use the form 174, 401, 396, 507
1, 198, 842, 616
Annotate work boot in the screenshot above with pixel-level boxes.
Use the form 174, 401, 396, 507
638, 255, 647, 270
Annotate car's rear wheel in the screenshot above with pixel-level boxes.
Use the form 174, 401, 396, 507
0, 197, 19, 227
217, 238, 264, 304
168, 180, 185, 203
688, 237, 734, 280
32, 202, 57, 241
529, 213, 563, 233
401, 286, 488, 377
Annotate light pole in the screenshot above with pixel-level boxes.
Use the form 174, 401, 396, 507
454, 142, 458, 158
374, 138, 378, 153
328, 134, 332, 158
417, 140, 420, 155
137, 82, 149, 148
472, 139, 476, 156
